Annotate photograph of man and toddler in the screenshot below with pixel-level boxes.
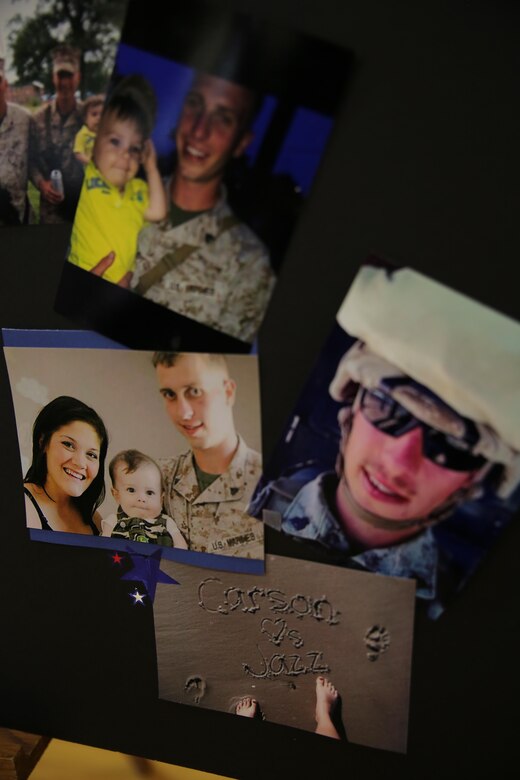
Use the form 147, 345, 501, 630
1, 0, 344, 343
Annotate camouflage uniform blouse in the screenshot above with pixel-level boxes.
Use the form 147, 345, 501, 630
30, 99, 84, 223
133, 190, 275, 343
0, 103, 32, 224
250, 470, 438, 600
160, 436, 264, 558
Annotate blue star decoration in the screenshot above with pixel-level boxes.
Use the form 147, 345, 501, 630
121, 547, 179, 601
129, 588, 146, 606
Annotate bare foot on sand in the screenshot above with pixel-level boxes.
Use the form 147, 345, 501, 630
315, 676, 340, 739
235, 697, 258, 718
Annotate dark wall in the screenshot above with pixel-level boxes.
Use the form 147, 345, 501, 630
257, 0, 519, 449
1, 1, 519, 778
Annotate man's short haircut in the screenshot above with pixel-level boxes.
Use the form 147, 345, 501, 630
152, 351, 229, 375
190, 71, 261, 131
103, 75, 157, 139
109, 449, 163, 488
82, 94, 105, 120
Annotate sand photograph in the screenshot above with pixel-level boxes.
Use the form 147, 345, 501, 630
154, 554, 416, 753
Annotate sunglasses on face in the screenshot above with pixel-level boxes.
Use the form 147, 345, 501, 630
358, 387, 487, 472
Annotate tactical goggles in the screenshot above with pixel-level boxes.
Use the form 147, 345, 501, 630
358, 386, 487, 472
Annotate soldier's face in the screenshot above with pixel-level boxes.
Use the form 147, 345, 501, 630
343, 409, 474, 522
157, 355, 236, 451
175, 73, 254, 184
53, 69, 80, 100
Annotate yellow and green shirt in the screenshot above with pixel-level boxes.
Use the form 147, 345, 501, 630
68, 160, 149, 284
73, 124, 96, 162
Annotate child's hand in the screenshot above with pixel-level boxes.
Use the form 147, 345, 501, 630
142, 139, 158, 173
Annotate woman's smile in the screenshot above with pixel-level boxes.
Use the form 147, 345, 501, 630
44, 420, 100, 499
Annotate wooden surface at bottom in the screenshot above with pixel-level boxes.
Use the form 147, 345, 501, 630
0, 728, 234, 780
0, 730, 51, 780
24, 736, 234, 780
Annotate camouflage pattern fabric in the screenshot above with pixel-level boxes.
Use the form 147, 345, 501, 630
0, 103, 32, 224
160, 436, 264, 558
133, 189, 275, 343
108, 507, 175, 547
30, 100, 84, 223
252, 469, 437, 600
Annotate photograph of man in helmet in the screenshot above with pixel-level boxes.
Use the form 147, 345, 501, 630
249, 263, 520, 617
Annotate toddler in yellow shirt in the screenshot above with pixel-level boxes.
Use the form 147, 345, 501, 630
73, 95, 104, 165
68, 76, 167, 285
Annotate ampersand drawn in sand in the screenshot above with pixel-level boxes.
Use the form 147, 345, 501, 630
364, 625, 390, 662
260, 617, 304, 648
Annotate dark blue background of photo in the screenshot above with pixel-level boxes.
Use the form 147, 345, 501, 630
114, 43, 334, 196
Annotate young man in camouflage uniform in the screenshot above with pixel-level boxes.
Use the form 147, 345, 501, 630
250, 266, 520, 615
30, 45, 84, 224
154, 351, 263, 558
0, 59, 33, 225
131, 72, 275, 343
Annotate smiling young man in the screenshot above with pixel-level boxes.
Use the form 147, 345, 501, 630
249, 265, 520, 613
131, 71, 275, 343
153, 351, 264, 558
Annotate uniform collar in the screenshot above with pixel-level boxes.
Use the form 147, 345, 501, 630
164, 180, 230, 242
284, 472, 438, 599
172, 435, 250, 504
50, 98, 80, 119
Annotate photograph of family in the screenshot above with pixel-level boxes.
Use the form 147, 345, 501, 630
3, 341, 264, 572
250, 262, 520, 618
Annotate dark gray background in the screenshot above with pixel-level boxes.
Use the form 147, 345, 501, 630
1, 0, 519, 777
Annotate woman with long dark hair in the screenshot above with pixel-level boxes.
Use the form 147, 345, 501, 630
24, 396, 109, 535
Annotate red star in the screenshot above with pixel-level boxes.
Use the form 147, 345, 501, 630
112, 553, 123, 564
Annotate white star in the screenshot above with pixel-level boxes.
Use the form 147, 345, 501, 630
130, 589, 146, 605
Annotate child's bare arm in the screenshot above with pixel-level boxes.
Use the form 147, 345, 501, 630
74, 150, 90, 166
142, 139, 168, 221
100, 513, 118, 537
166, 517, 188, 549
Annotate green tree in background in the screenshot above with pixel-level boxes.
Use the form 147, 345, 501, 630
7, 0, 128, 96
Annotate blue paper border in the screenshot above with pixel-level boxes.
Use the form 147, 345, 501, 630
29, 529, 264, 574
